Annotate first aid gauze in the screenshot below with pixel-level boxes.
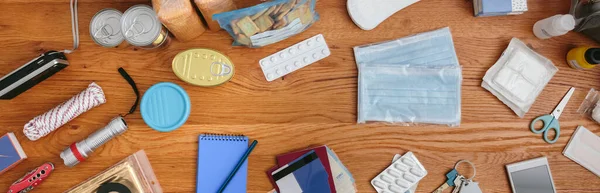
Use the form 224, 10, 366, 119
482, 38, 558, 117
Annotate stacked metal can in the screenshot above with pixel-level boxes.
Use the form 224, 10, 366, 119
90, 5, 170, 49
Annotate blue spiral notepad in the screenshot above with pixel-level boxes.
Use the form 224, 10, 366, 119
0, 132, 27, 175
197, 134, 249, 193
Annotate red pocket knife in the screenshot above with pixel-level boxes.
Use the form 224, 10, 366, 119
7, 162, 54, 193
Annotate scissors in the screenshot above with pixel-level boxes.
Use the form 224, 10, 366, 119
530, 87, 575, 144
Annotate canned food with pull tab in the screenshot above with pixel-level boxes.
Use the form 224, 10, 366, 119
172, 49, 235, 87
121, 5, 170, 49
90, 8, 125, 48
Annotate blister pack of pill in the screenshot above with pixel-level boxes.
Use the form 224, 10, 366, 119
371, 152, 427, 193
259, 34, 330, 81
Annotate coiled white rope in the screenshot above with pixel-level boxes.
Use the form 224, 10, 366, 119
23, 82, 106, 141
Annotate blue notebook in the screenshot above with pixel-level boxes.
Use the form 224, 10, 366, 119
0, 132, 27, 175
197, 134, 248, 193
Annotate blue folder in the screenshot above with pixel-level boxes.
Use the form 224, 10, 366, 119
272, 151, 331, 193
196, 134, 249, 193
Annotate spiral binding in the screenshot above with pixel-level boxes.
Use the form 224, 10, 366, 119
200, 134, 247, 141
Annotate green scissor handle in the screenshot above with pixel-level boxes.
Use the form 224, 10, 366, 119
530, 114, 561, 144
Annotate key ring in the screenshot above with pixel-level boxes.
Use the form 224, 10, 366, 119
454, 160, 476, 184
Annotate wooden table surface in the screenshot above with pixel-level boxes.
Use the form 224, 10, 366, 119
1, 0, 600, 192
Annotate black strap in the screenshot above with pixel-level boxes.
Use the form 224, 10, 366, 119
97, 182, 132, 193
118, 67, 139, 116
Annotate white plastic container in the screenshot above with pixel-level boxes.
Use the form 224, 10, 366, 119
533, 14, 575, 39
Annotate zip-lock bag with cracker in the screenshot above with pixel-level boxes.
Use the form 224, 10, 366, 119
213, 0, 319, 48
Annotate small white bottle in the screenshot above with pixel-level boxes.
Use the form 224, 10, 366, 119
533, 14, 576, 39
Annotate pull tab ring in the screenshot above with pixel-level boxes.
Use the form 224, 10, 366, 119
125, 21, 146, 39
94, 24, 115, 43
210, 62, 232, 76
124, 15, 153, 39
453, 160, 476, 183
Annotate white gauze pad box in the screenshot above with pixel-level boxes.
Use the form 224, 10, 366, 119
563, 125, 600, 176
259, 34, 330, 81
371, 151, 427, 193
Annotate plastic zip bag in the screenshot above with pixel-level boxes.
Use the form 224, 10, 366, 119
64, 150, 162, 193
213, 0, 320, 48
577, 88, 600, 124
354, 27, 459, 68
358, 64, 462, 126
354, 27, 462, 126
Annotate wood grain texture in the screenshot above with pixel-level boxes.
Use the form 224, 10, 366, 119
1, 0, 600, 192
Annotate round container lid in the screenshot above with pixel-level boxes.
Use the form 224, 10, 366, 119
121, 5, 161, 47
172, 49, 235, 87
90, 8, 124, 47
141, 82, 191, 132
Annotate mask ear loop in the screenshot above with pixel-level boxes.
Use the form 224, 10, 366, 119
118, 68, 139, 117
63, 0, 79, 54
453, 160, 476, 185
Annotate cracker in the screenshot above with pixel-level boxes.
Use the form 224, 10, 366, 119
276, 1, 295, 17
300, 7, 314, 24
254, 15, 274, 32
277, 10, 291, 21
271, 4, 283, 16
230, 19, 241, 34
273, 19, 288, 30
236, 16, 260, 37
262, 6, 277, 18
236, 34, 251, 46
250, 8, 268, 20
285, 7, 304, 22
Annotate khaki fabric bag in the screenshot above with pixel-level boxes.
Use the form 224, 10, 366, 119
194, 0, 237, 31
153, 0, 206, 41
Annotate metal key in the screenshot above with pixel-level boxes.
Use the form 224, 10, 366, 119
451, 175, 465, 193
432, 169, 458, 193
459, 180, 482, 193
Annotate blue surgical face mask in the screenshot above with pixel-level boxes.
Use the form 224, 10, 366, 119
354, 27, 459, 67
358, 65, 462, 125
355, 27, 462, 126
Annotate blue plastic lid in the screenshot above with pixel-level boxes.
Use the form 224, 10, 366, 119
141, 82, 191, 132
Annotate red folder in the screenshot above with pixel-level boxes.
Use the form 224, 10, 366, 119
275, 146, 336, 193
266, 165, 281, 193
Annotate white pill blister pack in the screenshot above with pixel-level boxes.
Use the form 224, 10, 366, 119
259, 34, 330, 81
371, 152, 427, 193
